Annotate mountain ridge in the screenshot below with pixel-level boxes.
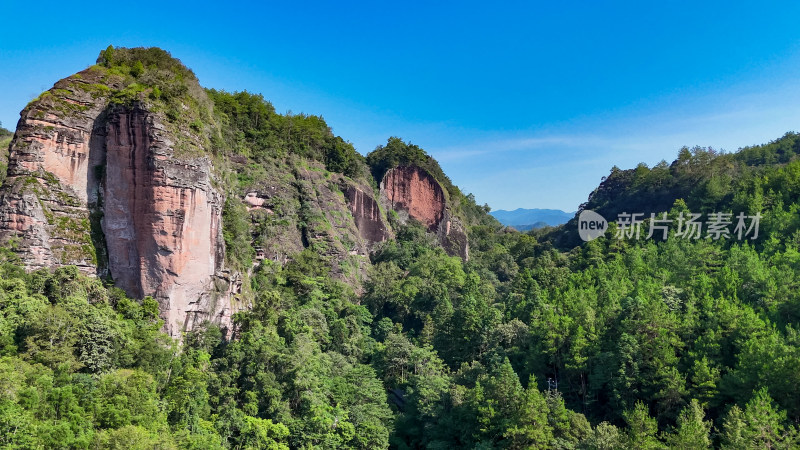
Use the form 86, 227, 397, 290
0, 46, 476, 337
490, 207, 574, 228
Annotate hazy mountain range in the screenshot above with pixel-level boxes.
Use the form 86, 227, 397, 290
490, 208, 574, 230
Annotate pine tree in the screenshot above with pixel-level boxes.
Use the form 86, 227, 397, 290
624, 401, 663, 449
665, 399, 711, 449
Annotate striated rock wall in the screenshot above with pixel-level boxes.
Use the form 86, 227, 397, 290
102, 105, 228, 336
380, 165, 468, 259
0, 68, 118, 274
343, 183, 390, 244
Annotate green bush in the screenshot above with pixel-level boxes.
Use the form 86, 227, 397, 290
222, 197, 254, 269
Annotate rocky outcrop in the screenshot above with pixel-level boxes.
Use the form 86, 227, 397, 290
437, 209, 469, 260
226, 159, 391, 293
382, 166, 445, 231
0, 50, 471, 341
0, 69, 238, 337
218, 156, 392, 296
380, 165, 468, 259
0, 68, 119, 274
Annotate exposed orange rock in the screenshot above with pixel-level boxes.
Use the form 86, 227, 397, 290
102, 105, 226, 336
380, 166, 468, 259
382, 166, 445, 231
0, 73, 236, 338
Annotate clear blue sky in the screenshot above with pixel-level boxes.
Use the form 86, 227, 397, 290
3, 1, 800, 211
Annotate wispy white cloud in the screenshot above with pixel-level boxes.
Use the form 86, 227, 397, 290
432, 88, 800, 166
423, 87, 800, 211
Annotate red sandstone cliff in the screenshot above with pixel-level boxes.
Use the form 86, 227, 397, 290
102, 105, 228, 336
382, 166, 446, 231
0, 64, 392, 337
0, 69, 236, 337
380, 166, 468, 259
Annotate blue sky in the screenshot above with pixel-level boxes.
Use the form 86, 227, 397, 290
3, 1, 800, 211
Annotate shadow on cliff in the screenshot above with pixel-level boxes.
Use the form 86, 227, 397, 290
87, 110, 110, 280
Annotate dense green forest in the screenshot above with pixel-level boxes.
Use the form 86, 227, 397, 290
3, 47, 800, 448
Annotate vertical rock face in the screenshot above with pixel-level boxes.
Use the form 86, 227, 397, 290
0, 73, 235, 337
343, 183, 389, 243
102, 105, 227, 336
382, 166, 445, 231
380, 165, 469, 259
0, 69, 116, 274
0, 53, 472, 340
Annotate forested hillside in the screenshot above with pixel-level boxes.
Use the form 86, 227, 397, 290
552, 133, 800, 248
2, 49, 800, 449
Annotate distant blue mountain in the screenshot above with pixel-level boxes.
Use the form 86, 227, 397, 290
490, 208, 574, 229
